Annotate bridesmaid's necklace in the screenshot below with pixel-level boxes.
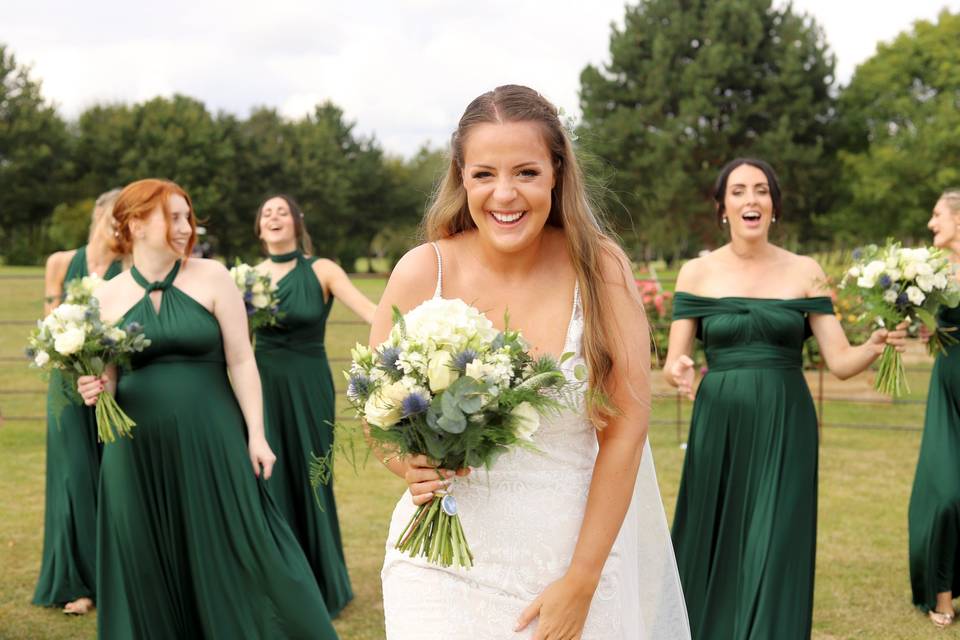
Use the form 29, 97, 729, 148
269, 250, 301, 264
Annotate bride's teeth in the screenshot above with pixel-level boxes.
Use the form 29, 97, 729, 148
492, 211, 523, 223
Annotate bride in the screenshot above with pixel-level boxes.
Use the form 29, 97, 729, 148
372, 85, 689, 639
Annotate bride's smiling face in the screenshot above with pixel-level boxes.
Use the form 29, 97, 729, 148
461, 121, 555, 254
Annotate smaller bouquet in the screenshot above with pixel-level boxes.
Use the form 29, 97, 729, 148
840, 241, 960, 395
27, 297, 151, 442
322, 297, 581, 569
229, 261, 281, 332
63, 274, 103, 305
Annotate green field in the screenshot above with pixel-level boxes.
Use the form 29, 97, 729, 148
0, 267, 949, 639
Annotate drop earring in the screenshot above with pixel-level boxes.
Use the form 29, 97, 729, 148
772, 216, 777, 223
721, 215, 728, 225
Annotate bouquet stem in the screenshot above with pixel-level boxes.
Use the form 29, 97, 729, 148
396, 492, 474, 569
94, 390, 136, 443
874, 344, 909, 397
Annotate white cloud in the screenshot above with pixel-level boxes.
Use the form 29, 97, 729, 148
2, 0, 957, 156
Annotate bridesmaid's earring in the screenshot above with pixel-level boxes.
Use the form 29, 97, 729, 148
721, 216, 728, 225
772, 216, 777, 223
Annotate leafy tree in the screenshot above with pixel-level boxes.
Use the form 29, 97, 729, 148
47, 199, 95, 249
579, 0, 837, 259
822, 9, 960, 243
0, 44, 71, 263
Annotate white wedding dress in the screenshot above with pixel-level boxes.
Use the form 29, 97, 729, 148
381, 244, 690, 639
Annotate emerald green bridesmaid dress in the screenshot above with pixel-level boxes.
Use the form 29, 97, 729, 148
909, 304, 960, 611
671, 293, 833, 640
33, 246, 121, 607
255, 251, 353, 617
97, 261, 337, 639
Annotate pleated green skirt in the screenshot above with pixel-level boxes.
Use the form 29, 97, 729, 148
909, 338, 960, 611
98, 359, 337, 639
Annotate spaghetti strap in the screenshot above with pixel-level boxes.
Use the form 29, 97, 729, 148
431, 242, 443, 299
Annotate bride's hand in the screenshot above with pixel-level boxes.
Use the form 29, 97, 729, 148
403, 454, 470, 506
514, 569, 597, 639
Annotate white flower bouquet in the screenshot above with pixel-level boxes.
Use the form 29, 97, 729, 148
841, 241, 960, 395
27, 297, 151, 442
322, 297, 580, 568
229, 261, 281, 333
63, 274, 103, 305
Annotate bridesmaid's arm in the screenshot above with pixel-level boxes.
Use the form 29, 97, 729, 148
516, 245, 650, 637
662, 260, 699, 398
803, 257, 908, 379
43, 250, 73, 315
313, 259, 377, 324
209, 262, 276, 479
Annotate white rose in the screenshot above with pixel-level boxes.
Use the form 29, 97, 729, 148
363, 381, 407, 428
906, 286, 926, 306
857, 275, 876, 289
863, 261, 886, 279
106, 327, 127, 342
34, 350, 50, 367
904, 263, 918, 280
54, 327, 86, 355
54, 303, 87, 325
916, 274, 935, 293
847, 266, 861, 278
251, 293, 270, 309
886, 268, 902, 282
510, 402, 541, 442
886, 256, 900, 270
426, 351, 459, 392
933, 273, 948, 290
252, 280, 265, 295
915, 262, 934, 277
883, 290, 898, 304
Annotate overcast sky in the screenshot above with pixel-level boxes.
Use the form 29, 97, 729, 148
4, 0, 957, 157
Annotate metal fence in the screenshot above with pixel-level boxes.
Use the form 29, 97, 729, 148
2, 274, 931, 436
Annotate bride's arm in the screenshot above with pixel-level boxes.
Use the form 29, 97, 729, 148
517, 245, 650, 638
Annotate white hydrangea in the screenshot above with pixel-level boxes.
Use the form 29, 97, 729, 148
398, 297, 498, 353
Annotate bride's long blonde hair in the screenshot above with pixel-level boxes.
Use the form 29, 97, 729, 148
421, 85, 644, 428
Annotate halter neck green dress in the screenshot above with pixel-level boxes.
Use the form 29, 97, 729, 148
670, 293, 833, 640
909, 304, 960, 611
97, 260, 337, 639
33, 246, 121, 607
255, 251, 353, 617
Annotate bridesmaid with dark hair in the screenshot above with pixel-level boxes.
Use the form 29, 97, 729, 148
664, 158, 907, 639
34, 189, 124, 615
253, 194, 375, 616
909, 188, 960, 628
77, 179, 337, 639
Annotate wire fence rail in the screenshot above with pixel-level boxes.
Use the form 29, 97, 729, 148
1, 288, 932, 435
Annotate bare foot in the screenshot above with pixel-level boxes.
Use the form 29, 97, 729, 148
63, 597, 94, 615
928, 609, 954, 628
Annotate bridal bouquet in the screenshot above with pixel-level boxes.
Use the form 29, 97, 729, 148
340, 297, 580, 568
229, 261, 281, 332
27, 297, 151, 442
840, 241, 960, 395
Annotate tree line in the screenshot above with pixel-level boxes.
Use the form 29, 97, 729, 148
1, 1, 957, 266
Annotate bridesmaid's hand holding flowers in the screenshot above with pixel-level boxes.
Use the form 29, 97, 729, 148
77, 374, 108, 406
865, 320, 910, 356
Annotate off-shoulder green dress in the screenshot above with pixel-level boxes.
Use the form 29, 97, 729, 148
33, 246, 121, 607
671, 293, 833, 640
255, 251, 353, 617
909, 304, 960, 611
96, 261, 337, 639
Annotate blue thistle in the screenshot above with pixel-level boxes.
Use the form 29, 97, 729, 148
245, 302, 256, 316
400, 392, 430, 418
852, 248, 863, 261
379, 346, 403, 374
452, 349, 479, 373
84, 307, 97, 322
878, 274, 892, 289
25, 346, 36, 359
243, 290, 254, 303
491, 333, 506, 350
346, 372, 371, 399
100, 336, 117, 347
125, 321, 143, 335
896, 292, 909, 309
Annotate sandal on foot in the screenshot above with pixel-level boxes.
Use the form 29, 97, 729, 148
63, 598, 94, 616
929, 610, 955, 628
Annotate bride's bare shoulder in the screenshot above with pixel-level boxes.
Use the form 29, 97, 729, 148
383, 243, 444, 309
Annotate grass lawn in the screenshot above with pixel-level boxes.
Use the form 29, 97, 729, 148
0, 266, 949, 639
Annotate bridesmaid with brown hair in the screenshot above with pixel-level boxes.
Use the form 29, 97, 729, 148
34, 189, 124, 616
